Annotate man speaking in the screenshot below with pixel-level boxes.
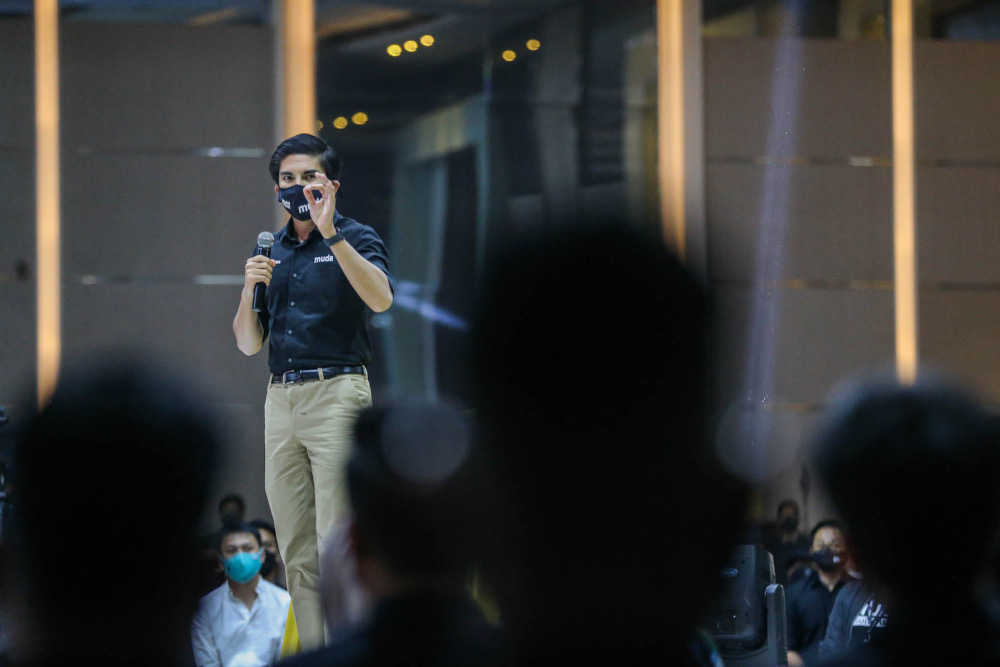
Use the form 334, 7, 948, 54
233, 133, 392, 649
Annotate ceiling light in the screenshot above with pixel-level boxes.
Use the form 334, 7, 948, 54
404, 40, 418, 52
333, 117, 349, 130
420, 35, 435, 47
502, 50, 516, 62
527, 39, 541, 51
387, 44, 402, 57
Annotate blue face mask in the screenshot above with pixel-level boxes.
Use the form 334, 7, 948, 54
278, 184, 315, 221
223, 549, 264, 584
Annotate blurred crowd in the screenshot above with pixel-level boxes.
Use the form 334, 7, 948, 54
3, 224, 1000, 666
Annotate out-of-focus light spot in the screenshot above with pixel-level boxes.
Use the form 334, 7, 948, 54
352, 112, 369, 125
387, 44, 402, 57
502, 49, 516, 62
333, 117, 349, 130
526, 39, 541, 51
420, 34, 434, 47
404, 40, 418, 52
316, 119, 324, 131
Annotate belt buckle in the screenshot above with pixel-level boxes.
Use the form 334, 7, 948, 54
282, 370, 299, 385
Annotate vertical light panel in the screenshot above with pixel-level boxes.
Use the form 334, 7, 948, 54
35, 0, 61, 407
657, 0, 687, 258
892, 0, 918, 385
278, 0, 316, 140
657, 0, 704, 271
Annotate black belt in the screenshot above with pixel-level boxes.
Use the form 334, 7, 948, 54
270, 365, 366, 386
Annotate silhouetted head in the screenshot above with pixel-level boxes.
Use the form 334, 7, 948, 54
812, 375, 1000, 609
470, 224, 747, 656
777, 498, 800, 532
348, 399, 477, 582
218, 493, 246, 523
9, 358, 220, 661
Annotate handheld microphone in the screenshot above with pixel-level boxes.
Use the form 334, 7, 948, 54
252, 231, 275, 313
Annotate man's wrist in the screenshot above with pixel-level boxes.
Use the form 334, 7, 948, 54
324, 229, 345, 247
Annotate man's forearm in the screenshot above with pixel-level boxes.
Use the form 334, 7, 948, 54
233, 292, 264, 355
328, 240, 393, 313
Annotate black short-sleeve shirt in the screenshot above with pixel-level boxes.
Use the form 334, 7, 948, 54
785, 569, 853, 664
257, 211, 390, 374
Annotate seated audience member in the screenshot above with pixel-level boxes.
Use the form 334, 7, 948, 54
192, 521, 291, 666
785, 519, 854, 666
763, 498, 811, 587
818, 578, 887, 659
198, 494, 250, 596
811, 375, 1000, 666
280, 400, 499, 667
250, 519, 287, 589
4, 359, 219, 665
469, 224, 748, 664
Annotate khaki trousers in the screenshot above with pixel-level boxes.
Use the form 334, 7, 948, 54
264, 372, 372, 650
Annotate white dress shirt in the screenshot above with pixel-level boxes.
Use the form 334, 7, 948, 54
191, 576, 291, 667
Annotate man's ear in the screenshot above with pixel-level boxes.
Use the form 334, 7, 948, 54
274, 184, 280, 194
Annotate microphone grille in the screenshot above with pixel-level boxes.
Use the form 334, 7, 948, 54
257, 231, 275, 248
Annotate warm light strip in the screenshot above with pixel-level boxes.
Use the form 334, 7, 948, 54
280, 0, 316, 139
657, 0, 687, 258
35, 0, 61, 407
892, 0, 918, 385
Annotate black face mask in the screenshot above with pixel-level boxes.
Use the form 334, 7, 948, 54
779, 517, 798, 532
278, 184, 315, 221
812, 547, 844, 573
260, 549, 277, 577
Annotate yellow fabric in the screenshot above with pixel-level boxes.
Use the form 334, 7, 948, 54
468, 569, 500, 624
280, 601, 301, 658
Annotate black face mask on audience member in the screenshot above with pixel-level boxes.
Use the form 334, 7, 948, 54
260, 550, 277, 577
812, 547, 844, 573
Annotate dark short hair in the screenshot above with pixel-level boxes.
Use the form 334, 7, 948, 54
777, 499, 799, 516
808, 518, 845, 544
248, 518, 275, 537
348, 399, 477, 577
813, 375, 1000, 598
269, 133, 341, 183
218, 519, 262, 553
218, 493, 245, 516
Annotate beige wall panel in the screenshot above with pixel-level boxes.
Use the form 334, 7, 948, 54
917, 167, 1000, 283
61, 284, 269, 404
706, 164, 893, 282
920, 291, 1000, 400
0, 285, 37, 411
61, 153, 274, 276
713, 286, 895, 408
704, 38, 891, 159
916, 42, 1000, 161
1, 150, 36, 274
0, 20, 34, 147
61, 23, 273, 150
0, 21, 36, 416
208, 403, 268, 525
